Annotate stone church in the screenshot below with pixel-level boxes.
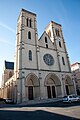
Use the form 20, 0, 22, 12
0, 9, 76, 103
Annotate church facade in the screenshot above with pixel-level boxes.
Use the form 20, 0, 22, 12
0, 9, 76, 103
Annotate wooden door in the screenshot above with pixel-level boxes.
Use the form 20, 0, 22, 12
47, 86, 51, 98
66, 85, 69, 95
28, 86, 33, 100
52, 86, 56, 98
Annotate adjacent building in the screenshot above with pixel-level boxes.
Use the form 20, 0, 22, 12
0, 9, 76, 103
71, 62, 80, 95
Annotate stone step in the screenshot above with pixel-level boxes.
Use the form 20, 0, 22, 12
20, 97, 62, 105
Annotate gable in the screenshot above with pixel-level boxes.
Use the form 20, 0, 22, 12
38, 32, 56, 49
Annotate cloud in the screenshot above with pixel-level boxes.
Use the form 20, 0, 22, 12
0, 22, 15, 33
0, 39, 14, 46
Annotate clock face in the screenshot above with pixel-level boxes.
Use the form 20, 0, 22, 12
43, 54, 54, 66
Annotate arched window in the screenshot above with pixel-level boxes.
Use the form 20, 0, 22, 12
59, 41, 62, 47
45, 37, 47, 43
9, 71, 12, 78
55, 29, 60, 37
62, 57, 65, 65
26, 18, 32, 28
26, 18, 28, 27
29, 50, 32, 61
46, 44, 48, 48
55, 29, 57, 36
58, 30, 60, 37
30, 19, 32, 28
28, 31, 31, 39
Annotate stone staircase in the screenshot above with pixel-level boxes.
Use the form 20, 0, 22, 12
20, 97, 62, 105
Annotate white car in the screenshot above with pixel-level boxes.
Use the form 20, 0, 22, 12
63, 95, 79, 103
4, 98, 14, 104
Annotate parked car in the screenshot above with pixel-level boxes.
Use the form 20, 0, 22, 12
0, 98, 5, 104
4, 98, 14, 104
63, 95, 80, 103
0, 98, 4, 101
77, 96, 80, 101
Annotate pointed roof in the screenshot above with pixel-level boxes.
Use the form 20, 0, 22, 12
5, 60, 14, 70
71, 62, 80, 67
39, 31, 50, 41
21, 8, 36, 16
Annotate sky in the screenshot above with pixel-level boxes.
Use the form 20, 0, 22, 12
0, 0, 80, 87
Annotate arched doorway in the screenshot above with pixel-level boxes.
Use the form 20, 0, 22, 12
76, 80, 80, 95
44, 73, 61, 98
26, 73, 40, 100
65, 75, 74, 95
47, 79, 56, 98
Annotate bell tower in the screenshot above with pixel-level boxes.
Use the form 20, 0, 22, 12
14, 9, 38, 103
45, 21, 71, 72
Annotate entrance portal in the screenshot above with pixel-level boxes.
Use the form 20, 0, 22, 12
65, 75, 75, 95
45, 73, 61, 98
26, 73, 40, 100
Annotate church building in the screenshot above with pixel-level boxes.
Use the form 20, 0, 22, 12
0, 9, 76, 103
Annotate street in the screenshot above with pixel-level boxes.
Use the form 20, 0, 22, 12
0, 101, 80, 120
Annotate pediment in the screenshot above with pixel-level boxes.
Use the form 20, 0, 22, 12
38, 32, 55, 49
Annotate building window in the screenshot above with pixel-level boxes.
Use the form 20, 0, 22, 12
62, 57, 65, 65
29, 50, 32, 61
45, 37, 47, 43
28, 31, 31, 39
45, 37, 48, 48
26, 18, 32, 28
9, 71, 12, 78
26, 18, 28, 27
30, 19, 32, 28
58, 30, 60, 37
55, 29, 60, 37
46, 44, 48, 48
59, 41, 62, 47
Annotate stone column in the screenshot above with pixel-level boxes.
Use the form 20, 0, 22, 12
22, 77, 26, 102
72, 75, 77, 95
61, 74, 66, 97
17, 12, 24, 103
